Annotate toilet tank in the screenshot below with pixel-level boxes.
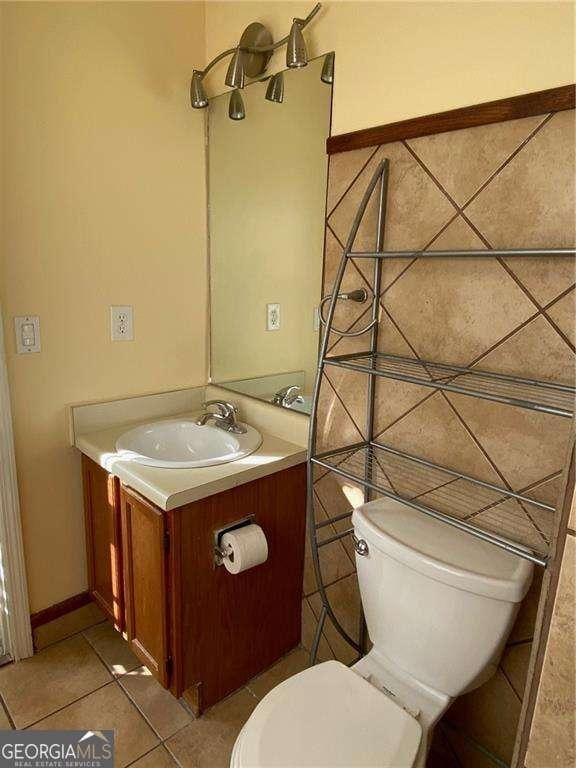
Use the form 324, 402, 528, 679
352, 498, 534, 698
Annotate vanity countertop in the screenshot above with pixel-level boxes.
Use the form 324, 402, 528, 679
75, 415, 307, 511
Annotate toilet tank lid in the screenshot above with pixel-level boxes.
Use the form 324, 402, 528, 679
352, 498, 533, 602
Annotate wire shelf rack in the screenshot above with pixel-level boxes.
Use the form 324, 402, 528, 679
306, 158, 574, 664
323, 352, 576, 418
311, 442, 555, 565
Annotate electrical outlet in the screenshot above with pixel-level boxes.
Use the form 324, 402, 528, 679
110, 305, 134, 341
266, 303, 280, 331
313, 306, 320, 332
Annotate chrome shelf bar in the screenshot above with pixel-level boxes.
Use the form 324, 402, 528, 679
347, 248, 576, 259
310, 442, 551, 566
323, 352, 576, 418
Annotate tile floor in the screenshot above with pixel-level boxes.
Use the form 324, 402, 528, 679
0, 603, 309, 767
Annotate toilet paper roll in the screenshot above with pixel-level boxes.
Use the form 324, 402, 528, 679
221, 524, 268, 575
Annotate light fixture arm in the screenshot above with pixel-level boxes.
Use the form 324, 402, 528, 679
199, 3, 321, 79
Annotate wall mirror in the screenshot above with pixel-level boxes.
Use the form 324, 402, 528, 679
209, 54, 333, 415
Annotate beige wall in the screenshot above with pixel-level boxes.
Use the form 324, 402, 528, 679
205, 1, 575, 136
0, 2, 207, 612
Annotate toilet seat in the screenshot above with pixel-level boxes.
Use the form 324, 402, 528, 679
232, 661, 422, 767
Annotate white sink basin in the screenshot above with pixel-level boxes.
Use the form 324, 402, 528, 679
115, 419, 262, 469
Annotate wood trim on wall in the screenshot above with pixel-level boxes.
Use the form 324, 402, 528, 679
30, 591, 91, 629
327, 84, 576, 154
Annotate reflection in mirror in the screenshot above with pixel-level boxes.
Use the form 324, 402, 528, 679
209, 55, 333, 415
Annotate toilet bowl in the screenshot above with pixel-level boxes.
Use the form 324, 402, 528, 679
232, 497, 533, 767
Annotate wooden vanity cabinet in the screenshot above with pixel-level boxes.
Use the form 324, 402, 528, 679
81, 455, 125, 630
121, 490, 171, 686
82, 455, 307, 713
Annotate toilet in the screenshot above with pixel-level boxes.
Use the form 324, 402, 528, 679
231, 497, 534, 767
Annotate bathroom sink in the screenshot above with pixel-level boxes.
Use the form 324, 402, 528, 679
115, 419, 262, 469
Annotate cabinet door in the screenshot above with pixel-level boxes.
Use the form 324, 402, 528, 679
121, 489, 170, 686
82, 456, 124, 629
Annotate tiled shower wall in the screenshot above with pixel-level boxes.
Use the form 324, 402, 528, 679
301, 108, 575, 767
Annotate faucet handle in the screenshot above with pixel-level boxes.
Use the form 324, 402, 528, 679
203, 400, 237, 418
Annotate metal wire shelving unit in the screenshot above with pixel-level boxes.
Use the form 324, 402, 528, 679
307, 158, 576, 661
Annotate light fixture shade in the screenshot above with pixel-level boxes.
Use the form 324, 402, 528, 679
286, 21, 307, 68
229, 89, 246, 120
225, 48, 246, 89
265, 72, 284, 104
321, 52, 335, 84
190, 70, 208, 109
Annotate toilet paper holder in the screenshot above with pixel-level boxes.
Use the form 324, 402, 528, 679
213, 515, 255, 567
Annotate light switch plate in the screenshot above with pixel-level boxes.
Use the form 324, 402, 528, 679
110, 305, 134, 341
14, 316, 41, 354
266, 303, 280, 331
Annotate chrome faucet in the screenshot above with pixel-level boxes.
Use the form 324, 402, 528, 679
195, 400, 247, 434
272, 385, 304, 407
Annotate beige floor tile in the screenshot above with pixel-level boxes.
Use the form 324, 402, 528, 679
247, 648, 309, 699
447, 668, 521, 764
0, 635, 111, 728
129, 745, 179, 767
501, 642, 532, 699
34, 603, 106, 650
0, 701, 12, 729
84, 621, 140, 677
444, 726, 496, 768
165, 688, 258, 768
29, 682, 158, 768
119, 666, 192, 739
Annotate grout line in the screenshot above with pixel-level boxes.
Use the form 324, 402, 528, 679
322, 369, 367, 440
373, 389, 437, 439
81, 627, 140, 680
326, 221, 376, 293
33, 616, 108, 654
460, 113, 554, 212
440, 393, 550, 545
506, 637, 534, 649
124, 743, 166, 767
499, 662, 524, 704
543, 283, 576, 311
23, 679, 117, 730
494, 254, 576, 353
303, 568, 357, 600
116, 674, 170, 743
326, 144, 382, 219
465, 309, 541, 369
0, 692, 16, 730
401, 140, 461, 212
437, 724, 465, 768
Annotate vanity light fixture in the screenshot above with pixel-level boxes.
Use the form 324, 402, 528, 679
189, 3, 330, 120
265, 72, 284, 104
225, 48, 246, 90
321, 51, 335, 84
190, 70, 208, 109
229, 89, 246, 121
286, 20, 308, 68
